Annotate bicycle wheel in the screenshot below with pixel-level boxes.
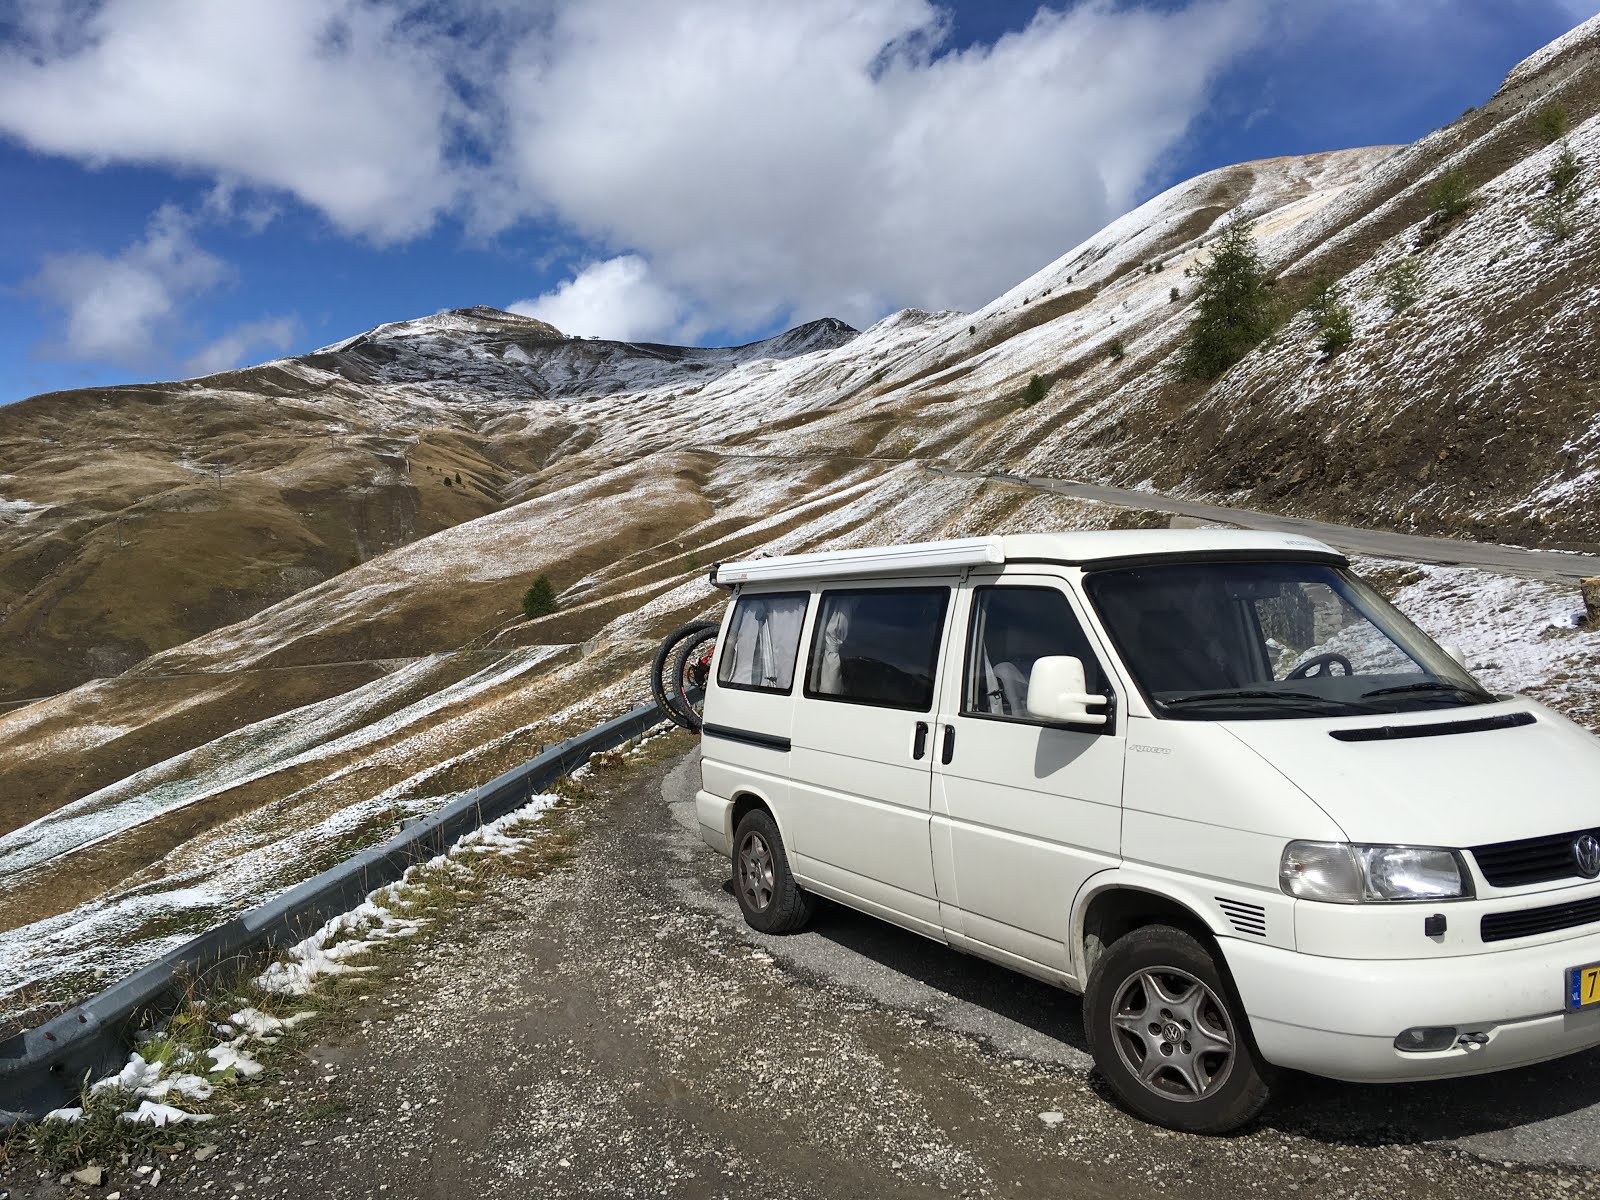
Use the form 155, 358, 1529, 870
668, 624, 719, 731
650, 620, 718, 729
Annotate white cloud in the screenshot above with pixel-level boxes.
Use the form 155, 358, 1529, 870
507, 255, 689, 342
24, 205, 231, 369
488, 0, 1268, 331
184, 316, 301, 376
0, 0, 465, 242
24, 205, 297, 374
5, 0, 1269, 345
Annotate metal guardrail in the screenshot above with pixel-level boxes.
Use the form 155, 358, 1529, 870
0, 699, 664, 1127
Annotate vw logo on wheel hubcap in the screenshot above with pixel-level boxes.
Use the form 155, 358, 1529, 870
1574, 834, 1600, 879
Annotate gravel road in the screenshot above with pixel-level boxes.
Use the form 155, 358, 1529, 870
977, 471, 1600, 582
12, 741, 1600, 1200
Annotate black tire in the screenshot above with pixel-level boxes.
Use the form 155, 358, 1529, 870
668, 626, 718, 731
731, 809, 814, 934
650, 620, 718, 730
1083, 924, 1271, 1134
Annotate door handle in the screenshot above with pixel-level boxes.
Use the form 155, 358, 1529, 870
940, 724, 955, 765
912, 721, 929, 760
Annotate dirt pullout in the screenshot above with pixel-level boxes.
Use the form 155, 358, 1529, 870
13, 744, 1587, 1200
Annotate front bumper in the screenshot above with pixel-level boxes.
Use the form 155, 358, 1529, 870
1222, 934, 1600, 1082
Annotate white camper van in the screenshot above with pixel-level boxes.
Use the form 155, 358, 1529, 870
692, 531, 1600, 1133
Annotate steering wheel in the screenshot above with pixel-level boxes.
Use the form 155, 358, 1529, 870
1287, 652, 1353, 680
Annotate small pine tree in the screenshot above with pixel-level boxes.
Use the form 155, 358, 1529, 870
454, 471, 463, 485
521, 574, 558, 620
1536, 100, 1570, 144
443, 477, 453, 488
1108, 338, 1126, 362
1551, 141, 1582, 192
1177, 216, 1275, 380
1306, 276, 1354, 358
1377, 257, 1423, 315
1022, 374, 1048, 406
1534, 141, 1584, 242
1429, 169, 1475, 219
1169, 287, 1181, 303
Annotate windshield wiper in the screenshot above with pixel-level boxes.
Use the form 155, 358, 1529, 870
1164, 689, 1353, 709
1360, 681, 1490, 702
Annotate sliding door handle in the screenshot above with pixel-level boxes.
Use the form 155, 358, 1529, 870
912, 721, 930, 760
940, 724, 956, 765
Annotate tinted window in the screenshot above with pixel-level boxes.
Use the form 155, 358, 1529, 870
717, 592, 809, 693
806, 588, 949, 711
1085, 561, 1490, 720
964, 587, 1107, 720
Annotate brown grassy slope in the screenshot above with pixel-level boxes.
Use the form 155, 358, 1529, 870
0, 377, 508, 702
896, 25, 1600, 549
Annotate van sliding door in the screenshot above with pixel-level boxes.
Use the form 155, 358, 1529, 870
785, 581, 954, 937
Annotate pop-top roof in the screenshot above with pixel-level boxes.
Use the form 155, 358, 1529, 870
712, 529, 1344, 587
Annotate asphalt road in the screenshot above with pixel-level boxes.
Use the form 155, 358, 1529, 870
971, 469, 1600, 582
12, 742, 1598, 1199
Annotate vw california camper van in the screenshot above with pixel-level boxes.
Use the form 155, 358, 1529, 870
692, 531, 1600, 1133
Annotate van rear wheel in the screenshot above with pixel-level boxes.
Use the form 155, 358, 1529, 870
732, 809, 814, 934
1083, 924, 1270, 1134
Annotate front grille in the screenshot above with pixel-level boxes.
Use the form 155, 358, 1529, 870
1481, 895, 1600, 943
1471, 828, 1600, 888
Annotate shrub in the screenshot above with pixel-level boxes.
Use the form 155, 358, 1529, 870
1169, 287, 1181, 303
443, 477, 452, 488
1429, 169, 1475, 219
521, 574, 558, 620
1306, 276, 1354, 358
1022, 374, 1048, 406
1378, 257, 1423, 314
1176, 216, 1275, 380
1536, 100, 1570, 144
1108, 338, 1126, 362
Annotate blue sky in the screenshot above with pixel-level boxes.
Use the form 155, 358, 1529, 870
1, 0, 1596, 403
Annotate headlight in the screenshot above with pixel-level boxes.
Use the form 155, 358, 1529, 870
1279, 841, 1472, 903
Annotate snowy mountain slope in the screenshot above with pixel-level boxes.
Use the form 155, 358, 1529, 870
3, 16, 1600, 1030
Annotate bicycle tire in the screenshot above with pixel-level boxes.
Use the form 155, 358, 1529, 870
668, 625, 719, 732
650, 620, 718, 729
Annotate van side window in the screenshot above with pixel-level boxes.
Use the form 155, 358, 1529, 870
805, 587, 949, 711
965, 587, 1107, 720
717, 592, 809, 693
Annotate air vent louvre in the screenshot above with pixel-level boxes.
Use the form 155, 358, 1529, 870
1216, 897, 1267, 937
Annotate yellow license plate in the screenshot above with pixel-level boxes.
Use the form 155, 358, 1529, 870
1569, 963, 1600, 1010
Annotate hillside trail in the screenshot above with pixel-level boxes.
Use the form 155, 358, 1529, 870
43, 743, 1595, 1200
711, 452, 1600, 580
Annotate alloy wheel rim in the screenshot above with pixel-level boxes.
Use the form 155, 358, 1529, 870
1109, 966, 1236, 1103
738, 831, 776, 911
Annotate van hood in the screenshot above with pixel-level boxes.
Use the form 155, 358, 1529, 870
1221, 699, 1600, 847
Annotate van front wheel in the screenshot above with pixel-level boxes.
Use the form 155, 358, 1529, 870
1083, 925, 1270, 1134
732, 810, 814, 934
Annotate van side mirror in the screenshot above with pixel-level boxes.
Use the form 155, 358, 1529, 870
1027, 656, 1108, 727
1440, 643, 1467, 667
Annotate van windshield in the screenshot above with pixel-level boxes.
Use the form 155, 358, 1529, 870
1084, 560, 1495, 721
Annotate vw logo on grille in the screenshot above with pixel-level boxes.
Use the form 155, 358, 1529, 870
1574, 834, 1600, 879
